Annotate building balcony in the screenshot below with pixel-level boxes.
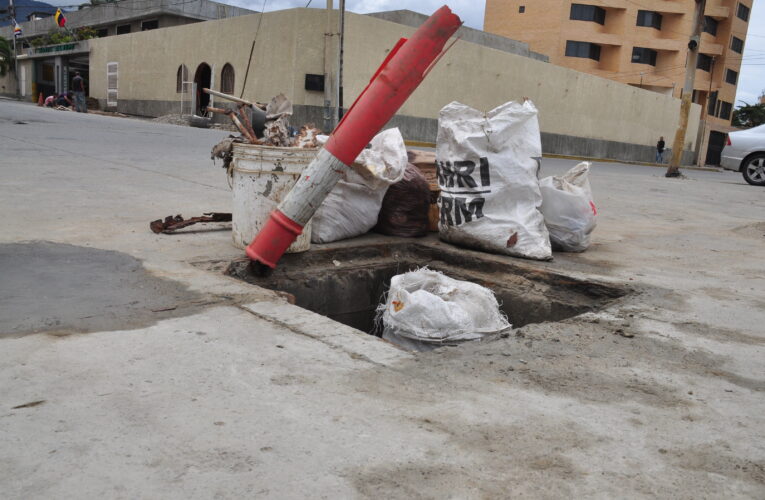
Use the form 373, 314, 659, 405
699, 40, 725, 56
653, 3, 688, 15
704, 4, 730, 20
562, 29, 623, 47
640, 38, 685, 52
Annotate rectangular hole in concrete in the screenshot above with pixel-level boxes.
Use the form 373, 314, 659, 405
225, 241, 627, 338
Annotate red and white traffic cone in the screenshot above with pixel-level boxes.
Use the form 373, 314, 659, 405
246, 5, 462, 269
37, 92, 44, 106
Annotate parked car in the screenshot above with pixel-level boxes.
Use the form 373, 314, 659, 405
721, 124, 765, 186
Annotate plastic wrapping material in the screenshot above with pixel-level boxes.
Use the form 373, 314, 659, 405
378, 268, 511, 351
375, 163, 431, 237
539, 162, 597, 252
311, 128, 407, 243
436, 100, 552, 261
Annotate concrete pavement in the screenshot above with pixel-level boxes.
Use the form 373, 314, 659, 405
1, 100, 764, 498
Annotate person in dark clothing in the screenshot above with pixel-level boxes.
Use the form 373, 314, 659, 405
55, 92, 73, 108
656, 136, 665, 163
72, 72, 86, 113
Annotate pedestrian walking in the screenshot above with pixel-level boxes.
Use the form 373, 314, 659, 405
656, 136, 665, 164
72, 72, 86, 113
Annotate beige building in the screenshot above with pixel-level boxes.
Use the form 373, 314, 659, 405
484, 0, 754, 165
5, 8, 701, 163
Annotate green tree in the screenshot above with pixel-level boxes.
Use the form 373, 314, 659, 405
0, 36, 12, 77
732, 101, 765, 129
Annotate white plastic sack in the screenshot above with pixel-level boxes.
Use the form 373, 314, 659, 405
436, 100, 551, 260
379, 268, 511, 351
539, 162, 597, 252
311, 128, 407, 243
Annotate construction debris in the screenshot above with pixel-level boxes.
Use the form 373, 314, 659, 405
149, 213, 232, 234
207, 92, 323, 152
211, 135, 247, 171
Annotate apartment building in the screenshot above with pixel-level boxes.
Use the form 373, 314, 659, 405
484, 0, 754, 165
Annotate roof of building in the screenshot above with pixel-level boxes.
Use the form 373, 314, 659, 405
0, 0, 57, 27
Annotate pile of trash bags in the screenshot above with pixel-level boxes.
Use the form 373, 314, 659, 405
311, 128, 432, 243
436, 99, 597, 258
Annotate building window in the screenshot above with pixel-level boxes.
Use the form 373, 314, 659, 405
697, 53, 713, 72
220, 63, 235, 94
703, 16, 718, 36
570, 4, 606, 24
707, 91, 718, 115
736, 2, 750, 21
116, 24, 131, 35
141, 20, 159, 31
176, 64, 188, 93
725, 68, 738, 85
565, 41, 601, 61
305, 74, 325, 91
731, 36, 744, 54
96, 28, 108, 38
631, 47, 658, 66
718, 101, 732, 120
636, 10, 662, 30
519, 5, 525, 13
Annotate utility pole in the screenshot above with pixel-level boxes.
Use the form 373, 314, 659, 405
9, 0, 19, 98
323, 0, 334, 132
666, 0, 706, 177
336, 0, 344, 125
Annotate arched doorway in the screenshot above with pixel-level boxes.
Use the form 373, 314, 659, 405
194, 63, 211, 115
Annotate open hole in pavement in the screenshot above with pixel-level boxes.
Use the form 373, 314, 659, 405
225, 241, 627, 338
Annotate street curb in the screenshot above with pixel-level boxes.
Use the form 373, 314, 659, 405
403, 141, 722, 172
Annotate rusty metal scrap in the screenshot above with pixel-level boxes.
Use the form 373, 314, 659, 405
150, 213, 232, 234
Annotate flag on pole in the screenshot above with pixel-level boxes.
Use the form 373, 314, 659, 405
54, 8, 67, 28
13, 21, 23, 38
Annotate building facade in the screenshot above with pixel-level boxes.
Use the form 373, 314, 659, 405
484, 0, 754, 165
0, 0, 254, 98
84, 8, 700, 163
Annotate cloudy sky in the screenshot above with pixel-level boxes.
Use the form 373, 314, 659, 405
47, 0, 765, 105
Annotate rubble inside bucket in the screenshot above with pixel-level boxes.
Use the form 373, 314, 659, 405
209, 92, 323, 171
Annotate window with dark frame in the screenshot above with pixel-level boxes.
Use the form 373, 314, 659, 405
731, 36, 744, 53
116, 24, 131, 35
707, 90, 718, 115
736, 2, 750, 21
96, 28, 108, 38
570, 4, 606, 25
220, 63, 235, 94
631, 47, 658, 66
565, 41, 601, 61
636, 10, 662, 30
703, 16, 718, 36
725, 68, 738, 85
519, 5, 525, 13
697, 53, 713, 72
176, 64, 188, 93
141, 20, 159, 31
719, 101, 732, 120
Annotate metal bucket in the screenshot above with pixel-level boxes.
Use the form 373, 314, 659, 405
231, 144, 318, 252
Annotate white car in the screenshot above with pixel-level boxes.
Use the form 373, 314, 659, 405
721, 124, 765, 186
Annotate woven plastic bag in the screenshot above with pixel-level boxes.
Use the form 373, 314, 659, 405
436, 100, 551, 260
374, 163, 430, 237
539, 162, 597, 252
378, 268, 511, 351
311, 128, 407, 243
